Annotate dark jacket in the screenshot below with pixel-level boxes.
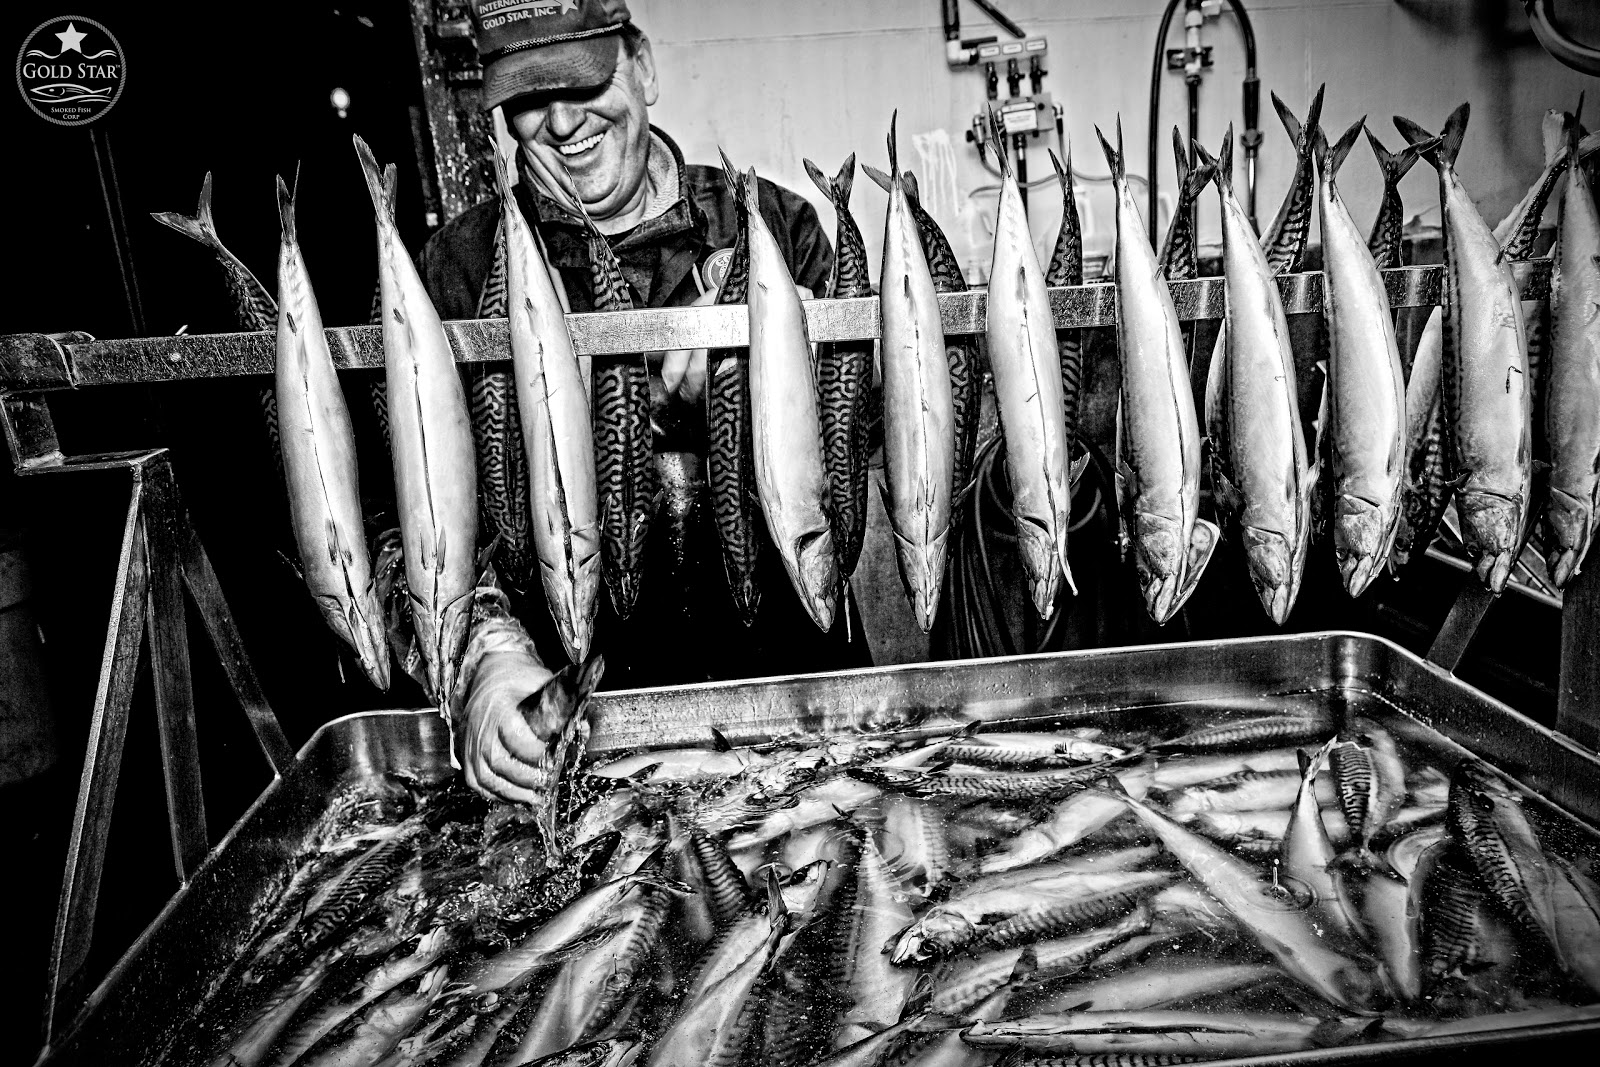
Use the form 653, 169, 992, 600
417, 128, 870, 689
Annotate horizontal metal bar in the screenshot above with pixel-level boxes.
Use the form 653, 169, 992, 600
0, 261, 1550, 391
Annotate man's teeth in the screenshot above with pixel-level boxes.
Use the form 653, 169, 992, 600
558, 133, 603, 157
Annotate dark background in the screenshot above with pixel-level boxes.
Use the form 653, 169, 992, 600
0, 1, 446, 1051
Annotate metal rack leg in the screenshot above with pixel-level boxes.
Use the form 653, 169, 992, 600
141, 459, 208, 879
1558, 561, 1600, 750
44, 480, 149, 1046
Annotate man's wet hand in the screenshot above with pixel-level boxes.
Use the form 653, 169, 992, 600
457, 692, 549, 806
662, 284, 815, 405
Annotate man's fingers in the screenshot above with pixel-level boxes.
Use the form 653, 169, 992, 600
496, 713, 550, 773
681, 350, 707, 404
662, 349, 691, 393
477, 761, 542, 806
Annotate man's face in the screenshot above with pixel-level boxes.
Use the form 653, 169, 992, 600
507, 37, 659, 222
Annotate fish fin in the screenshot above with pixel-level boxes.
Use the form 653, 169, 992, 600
802, 157, 833, 202
1095, 122, 1124, 180
1302, 84, 1327, 148
1364, 126, 1400, 178
1049, 145, 1069, 189
1193, 135, 1224, 194
1297, 747, 1313, 776
579, 832, 623, 879
709, 726, 734, 752
834, 153, 856, 205
1171, 126, 1190, 189
1008, 945, 1039, 986
1218, 125, 1235, 192
150, 171, 224, 250
764, 867, 788, 922
576, 652, 606, 703
887, 109, 904, 183
275, 173, 296, 245
902, 973, 936, 1020
861, 161, 893, 196
986, 108, 1013, 179
351, 135, 392, 219
1319, 117, 1366, 183
1272, 90, 1303, 147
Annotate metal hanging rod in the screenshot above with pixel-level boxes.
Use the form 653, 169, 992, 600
0, 262, 1550, 392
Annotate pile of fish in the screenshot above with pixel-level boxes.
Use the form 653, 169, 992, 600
162, 698, 1600, 1067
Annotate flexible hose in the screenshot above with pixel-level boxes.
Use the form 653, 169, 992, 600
1526, 1, 1600, 77
1148, 0, 1258, 234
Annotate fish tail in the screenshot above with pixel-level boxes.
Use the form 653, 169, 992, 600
352, 134, 392, 220
1191, 138, 1220, 191
491, 143, 515, 202
802, 157, 833, 202
1217, 126, 1236, 193
986, 108, 1013, 179
1049, 145, 1072, 201
275, 173, 296, 245
718, 146, 744, 201
1302, 84, 1327, 147
834, 153, 856, 205
1271, 90, 1303, 147
859, 161, 893, 196
888, 110, 903, 181
1317, 117, 1366, 185
1171, 126, 1190, 189
1095, 122, 1124, 180
149, 171, 224, 250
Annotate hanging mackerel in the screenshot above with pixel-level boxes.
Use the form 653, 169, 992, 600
1366, 130, 1426, 269
732, 160, 840, 630
806, 154, 877, 583
466, 215, 537, 595
1396, 104, 1534, 593
494, 149, 601, 663
1046, 148, 1087, 445
554, 165, 657, 621
151, 172, 284, 454
1545, 120, 1600, 588
861, 163, 982, 501
988, 114, 1074, 619
272, 175, 389, 691
707, 155, 762, 625
1100, 120, 1218, 623
877, 119, 956, 632
1200, 128, 1314, 624
1319, 118, 1408, 595
354, 135, 476, 706
1158, 128, 1218, 282
1205, 88, 1323, 482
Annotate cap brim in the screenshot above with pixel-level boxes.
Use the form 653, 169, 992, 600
484, 36, 620, 112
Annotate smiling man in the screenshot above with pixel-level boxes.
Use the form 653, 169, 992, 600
419, 0, 871, 732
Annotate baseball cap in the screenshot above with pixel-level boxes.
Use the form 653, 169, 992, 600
472, 0, 634, 111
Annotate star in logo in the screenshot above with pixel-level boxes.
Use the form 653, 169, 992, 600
55, 22, 87, 54
559, 0, 578, 13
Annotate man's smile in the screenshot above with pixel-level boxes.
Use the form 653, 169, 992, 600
557, 131, 604, 158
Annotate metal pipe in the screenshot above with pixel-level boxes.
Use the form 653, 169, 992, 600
1225, 0, 1260, 228
969, 0, 1025, 39
0, 264, 1550, 394
1148, 0, 1184, 241
1526, 1, 1600, 77
1015, 131, 1029, 213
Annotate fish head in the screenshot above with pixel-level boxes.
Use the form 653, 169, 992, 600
1333, 494, 1395, 597
1241, 526, 1301, 625
791, 526, 841, 631
348, 596, 392, 691
1456, 490, 1525, 594
1132, 512, 1186, 623
890, 910, 974, 964
888, 520, 951, 633
1543, 488, 1593, 588
1015, 514, 1067, 620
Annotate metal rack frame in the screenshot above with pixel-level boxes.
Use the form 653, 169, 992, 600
3, 259, 1595, 1042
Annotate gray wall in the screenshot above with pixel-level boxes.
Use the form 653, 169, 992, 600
635, 0, 1598, 279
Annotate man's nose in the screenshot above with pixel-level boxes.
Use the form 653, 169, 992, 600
546, 100, 586, 140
